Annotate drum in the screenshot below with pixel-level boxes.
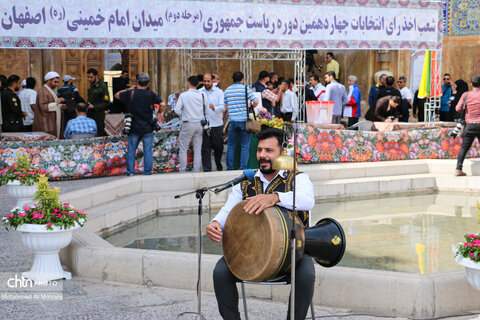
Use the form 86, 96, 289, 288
222, 201, 347, 282
222, 200, 305, 282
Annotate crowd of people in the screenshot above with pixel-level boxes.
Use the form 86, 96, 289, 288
0, 55, 478, 177
0, 69, 109, 139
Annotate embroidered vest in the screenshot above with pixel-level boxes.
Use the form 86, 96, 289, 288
240, 170, 310, 227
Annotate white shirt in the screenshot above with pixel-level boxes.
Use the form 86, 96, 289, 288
201, 86, 225, 127
174, 89, 207, 123
313, 83, 326, 100
400, 87, 413, 101
281, 89, 298, 120
212, 170, 315, 228
18, 88, 37, 126
167, 93, 177, 108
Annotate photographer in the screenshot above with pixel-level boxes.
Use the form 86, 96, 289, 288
455, 76, 480, 176
116, 73, 165, 176
175, 76, 207, 173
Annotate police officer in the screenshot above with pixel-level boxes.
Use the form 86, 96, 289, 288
86, 68, 110, 136
1, 75, 26, 132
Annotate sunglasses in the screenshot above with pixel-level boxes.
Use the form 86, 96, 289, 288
443, 78, 450, 80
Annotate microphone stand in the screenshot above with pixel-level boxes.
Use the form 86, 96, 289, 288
288, 122, 297, 320
174, 182, 226, 320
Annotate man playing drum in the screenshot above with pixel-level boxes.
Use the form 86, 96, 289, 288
206, 128, 316, 320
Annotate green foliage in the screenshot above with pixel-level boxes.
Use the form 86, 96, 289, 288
3, 177, 87, 231
34, 175, 60, 212
0, 154, 48, 186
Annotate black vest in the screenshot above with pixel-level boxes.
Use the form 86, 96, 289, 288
240, 170, 310, 227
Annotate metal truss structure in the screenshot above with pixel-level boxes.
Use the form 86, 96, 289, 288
180, 49, 307, 122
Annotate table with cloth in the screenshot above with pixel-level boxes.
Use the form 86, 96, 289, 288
1, 132, 56, 141
0, 125, 478, 180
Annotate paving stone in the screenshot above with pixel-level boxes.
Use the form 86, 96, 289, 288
0, 171, 478, 320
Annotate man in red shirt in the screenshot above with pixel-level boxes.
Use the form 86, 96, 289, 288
455, 76, 480, 176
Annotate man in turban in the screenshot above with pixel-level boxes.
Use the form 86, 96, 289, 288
32, 71, 66, 138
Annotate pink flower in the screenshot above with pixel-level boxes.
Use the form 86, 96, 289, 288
47, 222, 52, 227
23, 206, 30, 211
19, 212, 26, 217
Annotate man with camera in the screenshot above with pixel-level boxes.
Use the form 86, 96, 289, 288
455, 76, 480, 176
201, 73, 225, 172
116, 73, 165, 176
175, 75, 208, 173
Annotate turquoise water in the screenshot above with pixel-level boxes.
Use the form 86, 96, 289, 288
103, 192, 480, 274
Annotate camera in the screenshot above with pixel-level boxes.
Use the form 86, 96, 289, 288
450, 121, 464, 138
150, 116, 161, 131
124, 113, 133, 135
201, 119, 211, 137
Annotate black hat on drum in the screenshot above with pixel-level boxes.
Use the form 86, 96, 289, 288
304, 218, 346, 267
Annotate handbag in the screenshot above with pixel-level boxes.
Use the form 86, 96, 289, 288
245, 85, 261, 133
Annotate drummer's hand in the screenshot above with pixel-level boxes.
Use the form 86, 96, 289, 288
206, 221, 222, 243
244, 194, 280, 215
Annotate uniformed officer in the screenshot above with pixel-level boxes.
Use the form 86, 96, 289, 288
86, 68, 110, 136
1, 75, 26, 132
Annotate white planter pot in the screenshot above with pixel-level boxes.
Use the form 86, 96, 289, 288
6, 181, 37, 208
456, 256, 480, 291
17, 223, 80, 282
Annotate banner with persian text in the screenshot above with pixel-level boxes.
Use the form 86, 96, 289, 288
0, 0, 443, 50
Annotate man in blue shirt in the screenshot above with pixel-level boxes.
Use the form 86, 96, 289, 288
64, 103, 97, 139
323, 71, 348, 124
224, 71, 258, 170
440, 73, 453, 121
368, 73, 386, 113
117, 73, 165, 176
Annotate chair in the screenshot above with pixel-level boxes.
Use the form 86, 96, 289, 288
68, 133, 96, 139
240, 214, 315, 320
160, 118, 182, 129
240, 281, 315, 320
346, 120, 374, 131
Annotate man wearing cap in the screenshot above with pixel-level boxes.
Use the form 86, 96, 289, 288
58, 75, 85, 130
33, 71, 66, 137
116, 72, 165, 176
86, 68, 110, 136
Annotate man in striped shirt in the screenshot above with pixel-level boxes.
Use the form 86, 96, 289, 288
224, 71, 258, 170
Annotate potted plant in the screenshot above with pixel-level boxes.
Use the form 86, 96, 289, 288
454, 206, 480, 291
2, 176, 87, 282
0, 155, 48, 207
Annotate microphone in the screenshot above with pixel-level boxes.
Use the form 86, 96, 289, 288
214, 169, 255, 193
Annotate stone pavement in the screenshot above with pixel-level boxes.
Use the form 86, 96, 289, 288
0, 176, 477, 320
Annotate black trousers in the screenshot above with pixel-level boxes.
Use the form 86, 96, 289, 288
202, 125, 224, 171
280, 112, 293, 122
440, 110, 452, 122
213, 254, 315, 320
347, 117, 358, 127
456, 123, 480, 171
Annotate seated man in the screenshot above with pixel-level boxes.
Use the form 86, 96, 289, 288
206, 128, 315, 320
64, 103, 97, 139
374, 95, 403, 122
